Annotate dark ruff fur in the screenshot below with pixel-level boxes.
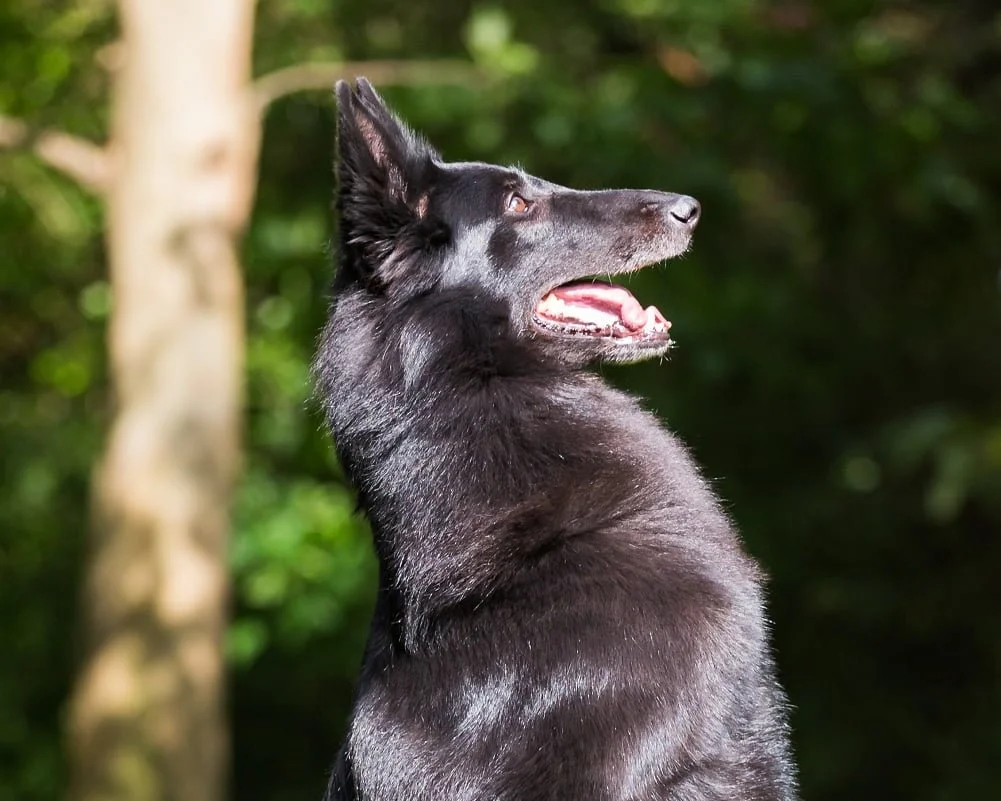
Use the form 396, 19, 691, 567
314, 78, 798, 800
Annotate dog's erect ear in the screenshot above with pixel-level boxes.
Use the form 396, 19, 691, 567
335, 78, 442, 289
335, 77, 436, 207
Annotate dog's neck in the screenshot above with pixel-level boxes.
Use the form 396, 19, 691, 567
314, 286, 722, 649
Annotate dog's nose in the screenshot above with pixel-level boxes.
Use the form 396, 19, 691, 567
668, 195, 701, 226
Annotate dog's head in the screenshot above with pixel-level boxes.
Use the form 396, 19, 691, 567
335, 78, 699, 366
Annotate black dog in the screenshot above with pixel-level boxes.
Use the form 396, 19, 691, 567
314, 78, 797, 801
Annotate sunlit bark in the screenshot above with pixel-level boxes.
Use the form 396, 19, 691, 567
66, 2, 256, 800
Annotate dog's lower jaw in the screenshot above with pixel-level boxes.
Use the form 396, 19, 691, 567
528, 325, 674, 366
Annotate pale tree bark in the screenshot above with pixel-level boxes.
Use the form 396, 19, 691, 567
0, 115, 110, 192
66, 2, 257, 801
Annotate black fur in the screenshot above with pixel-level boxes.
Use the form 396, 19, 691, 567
314, 78, 798, 801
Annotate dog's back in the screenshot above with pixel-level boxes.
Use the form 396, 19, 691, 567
315, 79, 797, 801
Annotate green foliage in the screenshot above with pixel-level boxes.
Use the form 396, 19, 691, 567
1, 1, 1000, 800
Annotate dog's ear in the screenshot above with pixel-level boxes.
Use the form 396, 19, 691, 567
335, 78, 441, 288
336, 78, 431, 201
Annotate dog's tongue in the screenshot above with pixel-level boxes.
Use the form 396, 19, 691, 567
542, 283, 667, 332
553, 284, 647, 328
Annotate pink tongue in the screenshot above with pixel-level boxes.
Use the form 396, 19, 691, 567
552, 284, 649, 330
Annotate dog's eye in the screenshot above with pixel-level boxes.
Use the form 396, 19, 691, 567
507, 194, 531, 214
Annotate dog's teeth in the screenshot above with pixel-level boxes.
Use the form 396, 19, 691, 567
537, 293, 566, 316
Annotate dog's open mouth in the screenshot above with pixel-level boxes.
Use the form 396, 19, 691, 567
532, 282, 671, 342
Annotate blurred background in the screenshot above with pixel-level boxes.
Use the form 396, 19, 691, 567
2, 1, 1000, 800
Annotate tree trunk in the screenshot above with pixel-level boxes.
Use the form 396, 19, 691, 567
67, 3, 256, 801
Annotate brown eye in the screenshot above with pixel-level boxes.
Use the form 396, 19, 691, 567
507, 193, 531, 214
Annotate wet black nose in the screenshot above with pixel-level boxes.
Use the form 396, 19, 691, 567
668, 195, 701, 226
